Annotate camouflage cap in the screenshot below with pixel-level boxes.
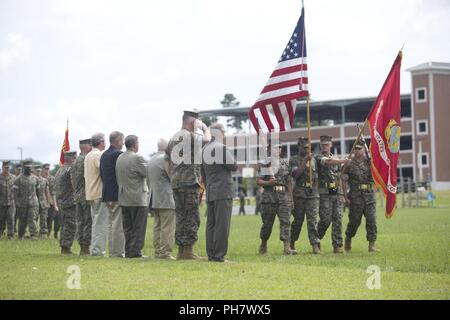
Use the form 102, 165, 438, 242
2, 160, 11, 167
297, 137, 310, 147
183, 110, 199, 119
355, 139, 365, 147
79, 138, 92, 145
14, 163, 22, 169
320, 135, 333, 144
42, 163, 50, 169
34, 165, 42, 170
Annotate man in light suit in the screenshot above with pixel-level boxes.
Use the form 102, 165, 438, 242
115, 135, 149, 258
147, 139, 176, 260
202, 123, 238, 262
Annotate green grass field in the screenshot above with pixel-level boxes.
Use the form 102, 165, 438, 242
1, 191, 449, 300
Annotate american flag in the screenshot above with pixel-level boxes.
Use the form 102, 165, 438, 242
249, 7, 308, 133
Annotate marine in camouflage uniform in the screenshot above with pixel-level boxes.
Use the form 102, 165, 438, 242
342, 139, 378, 252
42, 163, 60, 239
71, 139, 93, 255
13, 164, 22, 235
289, 137, 321, 254
34, 165, 50, 237
257, 145, 293, 255
55, 151, 77, 254
315, 135, 350, 253
13, 160, 39, 240
254, 187, 262, 216
166, 110, 211, 260
0, 161, 16, 239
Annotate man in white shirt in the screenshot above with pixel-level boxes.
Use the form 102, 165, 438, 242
84, 132, 106, 256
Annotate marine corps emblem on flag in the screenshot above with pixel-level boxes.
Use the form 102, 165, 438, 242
385, 119, 401, 153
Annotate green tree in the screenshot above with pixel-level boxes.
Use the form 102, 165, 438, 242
201, 115, 218, 127
220, 93, 246, 131
51, 164, 60, 176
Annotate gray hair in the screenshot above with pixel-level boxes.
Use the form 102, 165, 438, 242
109, 131, 124, 144
157, 138, 168, 151
210, 123, 225, 132
91, 133, 105, 148
125, 135, 139, 149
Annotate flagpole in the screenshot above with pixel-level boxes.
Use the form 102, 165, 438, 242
306, 95, 313, 185
348, 118, 368, 157
298, 0, 312, 185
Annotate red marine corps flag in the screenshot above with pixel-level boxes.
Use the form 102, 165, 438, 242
59, 120, 70, 165
368, 52, 402, 218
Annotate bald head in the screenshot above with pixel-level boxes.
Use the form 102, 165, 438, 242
210, 122, 226, 142
157, 139, 168, 152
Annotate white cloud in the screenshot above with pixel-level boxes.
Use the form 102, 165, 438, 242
0, 33, 30, 71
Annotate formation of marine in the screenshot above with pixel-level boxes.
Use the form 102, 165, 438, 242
0, 113, 378, 259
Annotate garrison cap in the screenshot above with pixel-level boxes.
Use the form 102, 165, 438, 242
64, 150, 77, 158
23, 160, 33, 167
183, 110, 199, 119
320, 135, 333, 144
297, 137, 310, 147
79, 138, 92, 145
43, 163, 50, 169
2, 160, 11, 167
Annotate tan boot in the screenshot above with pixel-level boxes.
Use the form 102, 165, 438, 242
290, 241, 298, 255
333, 246, 344, 254
79, 246, 90, 256
312, 243, 322, 254
61, 247, 73, 255
344, 237, 352, 252
182, 245, 205, 260
368, 241, 377, 252
176, 245, 184, 260
259, 240, 268, 255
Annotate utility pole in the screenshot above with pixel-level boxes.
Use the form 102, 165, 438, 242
17, 147, 23, 161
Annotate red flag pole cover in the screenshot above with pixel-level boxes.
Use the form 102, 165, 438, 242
59, 121, 70, 165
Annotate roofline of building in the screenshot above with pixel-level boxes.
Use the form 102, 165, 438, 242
406, 62, 450, 73
197, 93, 410, 116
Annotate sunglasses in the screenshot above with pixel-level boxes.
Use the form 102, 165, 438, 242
355, 147, 363, 150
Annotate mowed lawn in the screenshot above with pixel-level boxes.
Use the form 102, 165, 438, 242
0, 191, 449, 300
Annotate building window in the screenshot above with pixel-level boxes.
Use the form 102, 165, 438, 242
416, 120, 428, 135
397, 167, 414, 180
400, 135, 412, 150
418, 152, 429, 168
415, 87, 427, 103
401, 98, 412, 118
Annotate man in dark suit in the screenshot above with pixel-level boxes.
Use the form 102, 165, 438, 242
116, 135, 149, 258
202, 123, 238, 262
98, 131, 125, 257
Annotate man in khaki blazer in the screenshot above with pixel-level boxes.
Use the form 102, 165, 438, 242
115, 135, 149, 258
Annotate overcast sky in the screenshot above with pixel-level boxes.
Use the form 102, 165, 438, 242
1, 0, 449, 166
